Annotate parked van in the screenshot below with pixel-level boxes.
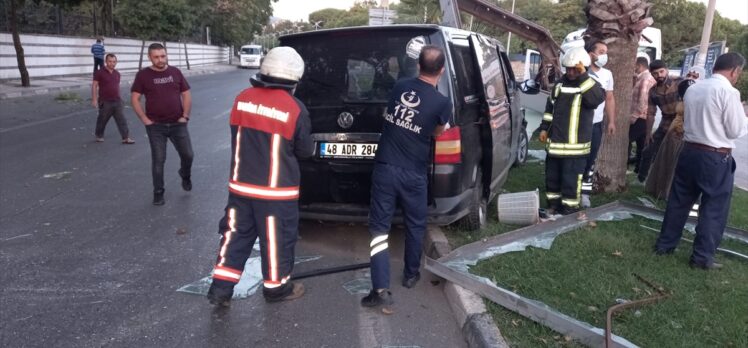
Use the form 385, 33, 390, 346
280, 24, 528, 230
239, 44, 263, 68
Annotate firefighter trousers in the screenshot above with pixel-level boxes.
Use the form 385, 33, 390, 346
211, 194, 299, 297
545, 156, 586, 213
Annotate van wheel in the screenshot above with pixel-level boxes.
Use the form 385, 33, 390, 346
460, 173, 487, 231
514, 127, 528, 167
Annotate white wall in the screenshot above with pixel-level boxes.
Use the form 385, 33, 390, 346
0, 33, 229, 79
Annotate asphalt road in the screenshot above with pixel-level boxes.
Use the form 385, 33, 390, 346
0, 69, 466, 347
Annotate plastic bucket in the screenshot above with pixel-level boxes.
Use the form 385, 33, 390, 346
497, 189, 540, 225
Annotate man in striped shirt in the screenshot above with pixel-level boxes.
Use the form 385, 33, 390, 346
90, 38, 105, 76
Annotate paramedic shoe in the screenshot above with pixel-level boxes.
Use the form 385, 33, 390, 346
402, 273, 420, 289
264, 282, 305, 303
207, 283, 233, 307
581, 194, 591, 208
153, 189, 165, 206
361, 289, 393, 308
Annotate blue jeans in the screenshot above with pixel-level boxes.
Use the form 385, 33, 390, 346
655, 146, 735, 266
368, 162, 428, 290
145, 123, 194, 193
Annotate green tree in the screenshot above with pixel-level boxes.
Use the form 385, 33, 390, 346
199, 0, 274, 48
115, 0, 198, 41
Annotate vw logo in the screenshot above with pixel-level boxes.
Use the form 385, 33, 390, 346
337, 112, 354, 129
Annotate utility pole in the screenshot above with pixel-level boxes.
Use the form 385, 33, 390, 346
505, 0, 516, 52
695, 0, 716, 69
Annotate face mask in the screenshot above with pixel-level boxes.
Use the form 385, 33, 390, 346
594, 54, 608, 68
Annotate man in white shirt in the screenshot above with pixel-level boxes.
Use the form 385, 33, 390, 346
655, 53, 747, 270
581, 40, 616, 207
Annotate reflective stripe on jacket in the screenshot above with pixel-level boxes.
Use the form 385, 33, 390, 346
228, 80, 313, 201
540, 73, 605, 158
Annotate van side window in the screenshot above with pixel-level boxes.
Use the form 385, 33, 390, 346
449, 43, 480, 103
500, 52, 516, 92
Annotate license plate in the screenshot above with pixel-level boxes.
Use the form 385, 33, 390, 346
319, 142, 377, 159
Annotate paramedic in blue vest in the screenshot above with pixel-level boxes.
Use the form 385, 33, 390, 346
91, 38, 105, 76
362, 45, 452, 309
539, 47, 605, 215
207, 47, 313, 307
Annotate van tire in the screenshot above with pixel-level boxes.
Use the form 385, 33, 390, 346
460, 172, 487, 231
514, 127, 528, 167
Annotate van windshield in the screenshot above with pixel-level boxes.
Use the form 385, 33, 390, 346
241, 47, 261, 55
284, 30, 435, 106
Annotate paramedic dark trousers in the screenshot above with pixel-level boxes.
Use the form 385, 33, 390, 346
211, 194, 299, 296
145, 123, 194, 193
655, 145, 735, 266
582, 122, 604, 195
369, 162, 428, 290
546, 156, 586, 212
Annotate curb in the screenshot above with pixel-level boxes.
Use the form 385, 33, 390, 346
425, 226, 509, 348
0, 65, 238, 100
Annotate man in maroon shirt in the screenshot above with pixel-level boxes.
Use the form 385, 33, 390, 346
92, 53, 133, 144
131, 43, 193, 205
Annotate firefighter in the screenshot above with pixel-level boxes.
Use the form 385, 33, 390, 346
207, 47, 314, 307
539, 46, 605, 215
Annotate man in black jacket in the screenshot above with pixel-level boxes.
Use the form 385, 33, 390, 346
539, 47, 605, 215
207, 47, 314, 307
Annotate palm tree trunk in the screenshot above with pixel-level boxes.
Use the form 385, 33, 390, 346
585, 0, 653, 193
594, 38, 638, 192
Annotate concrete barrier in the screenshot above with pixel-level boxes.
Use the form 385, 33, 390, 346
0, 32, 229, 79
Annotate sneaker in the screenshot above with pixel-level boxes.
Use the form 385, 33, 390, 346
361, 289, 393, 308
207, 283, 233, 307
264, 282, 305, 303
153, 190, 165, 205
402, 273, 420, 289
581, 194, 591, 208
95, 137, 104, 143
689, 261, 723, 270
182, 176, 192, 191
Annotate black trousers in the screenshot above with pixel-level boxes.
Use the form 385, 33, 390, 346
655, 146, 735, 266
582, 122, 604, 195
211, 194, 299, 297
628, 118, 647, 172
145, 123, 193, 193
638, 123, 669, 182
93, 57, 104, 76
95, 100, 129, 139
545, 156, 586, 213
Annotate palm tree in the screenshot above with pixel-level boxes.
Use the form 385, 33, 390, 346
584, 0, 653, 193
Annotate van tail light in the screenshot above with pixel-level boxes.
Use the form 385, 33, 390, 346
434, 126, 461, 164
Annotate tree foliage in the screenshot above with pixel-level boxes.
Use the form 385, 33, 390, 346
307, 1, 376, 29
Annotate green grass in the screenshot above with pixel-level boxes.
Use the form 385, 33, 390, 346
443, 139, 748, 347
471, 216, 748, 348
54, 92, 81, 102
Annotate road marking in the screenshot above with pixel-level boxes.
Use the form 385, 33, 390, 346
211, 109, 231, 120
0, 108, 94, 134
2, 233, 32, 241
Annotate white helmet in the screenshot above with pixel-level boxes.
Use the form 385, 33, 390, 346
561, 46, 591, 68
260, 46, 304, 82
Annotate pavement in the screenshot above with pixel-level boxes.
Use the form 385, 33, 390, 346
0, 69, 474, 347
0, 63, 241, 100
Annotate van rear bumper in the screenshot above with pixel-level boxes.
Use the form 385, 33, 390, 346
299, 189, 472, 226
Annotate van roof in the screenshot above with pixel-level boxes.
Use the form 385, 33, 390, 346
281, 24, 505, 51
241, 44, 262, 48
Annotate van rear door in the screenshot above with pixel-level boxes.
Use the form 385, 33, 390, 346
468, 34, 512, 191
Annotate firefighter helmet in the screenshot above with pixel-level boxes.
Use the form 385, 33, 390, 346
561, 47, 591, 68
260, 46, 305, 82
